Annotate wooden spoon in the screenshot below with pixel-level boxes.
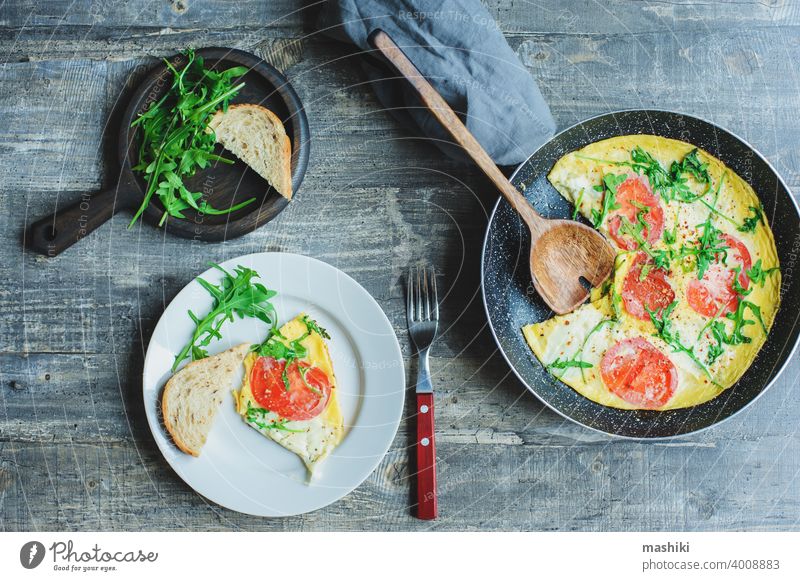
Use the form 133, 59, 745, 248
369, 30, 615, 314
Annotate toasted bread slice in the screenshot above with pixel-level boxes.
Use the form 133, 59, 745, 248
162, 343, 250, 456
207, 104, 292, 199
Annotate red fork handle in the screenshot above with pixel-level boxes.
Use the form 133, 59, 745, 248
416, 392, 437, 520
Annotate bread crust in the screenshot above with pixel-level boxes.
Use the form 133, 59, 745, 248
161, 366, 200, 457
161, 343, 250, 456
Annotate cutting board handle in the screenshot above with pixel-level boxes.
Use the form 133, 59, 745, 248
26, 178, 138, 257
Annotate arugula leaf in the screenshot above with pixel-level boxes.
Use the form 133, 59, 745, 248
678, 172, 729, 280
598, 277, 614, 298
572, 188, 585, 221
747, 259, 780, 286
706, 322, 728, 366
591, 174, 625, 228
172, 263, 277, 372
731, 266, 752, 296
611, 287, 624, 322
663, 222, 678, 245
647, 301, 711, 377
726, 299, 768, 343
738, 205, 765, 233
671, 148, 710, 185
638, 263, 653, 282
129, 49, 255, 228
629, 147, 672, 194
704, 298, 768, 365
640, 146, 710, 203
298, 366, 323, 396
302, 315, 331, 339
245, 403, 306, 433
547, 358, 592, 371
688, 220, 729, 280
617, 214, 675, 271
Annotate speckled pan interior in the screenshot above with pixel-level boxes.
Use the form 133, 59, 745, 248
482, 110, 800, 438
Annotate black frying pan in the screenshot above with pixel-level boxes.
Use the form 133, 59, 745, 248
26, 47, 310, 257
482, 110, 800, 438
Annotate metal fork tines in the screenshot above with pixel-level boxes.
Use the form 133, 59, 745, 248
407, 265, 439, 393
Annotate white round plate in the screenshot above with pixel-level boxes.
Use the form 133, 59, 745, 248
143, 252, 405, 516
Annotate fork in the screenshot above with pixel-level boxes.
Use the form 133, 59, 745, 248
406, 264, 439, 520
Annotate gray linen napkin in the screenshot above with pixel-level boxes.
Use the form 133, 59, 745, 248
317, 0, 556, 166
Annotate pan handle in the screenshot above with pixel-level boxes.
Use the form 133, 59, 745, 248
26, 179, 138, 257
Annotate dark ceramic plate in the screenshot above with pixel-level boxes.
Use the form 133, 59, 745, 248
482, 110, 800, 438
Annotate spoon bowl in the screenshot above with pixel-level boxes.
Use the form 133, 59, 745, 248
529, 219, 616, 313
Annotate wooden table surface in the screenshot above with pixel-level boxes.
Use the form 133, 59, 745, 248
2, 1, 799, 531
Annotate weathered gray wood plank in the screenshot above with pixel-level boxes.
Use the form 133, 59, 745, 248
0, 0, 303, 29
1, 344, 799, 531
1, 0, 799, 532
3, 416, 800, 531
1, 0, 797, 34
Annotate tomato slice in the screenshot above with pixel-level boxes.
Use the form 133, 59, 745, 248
686, 233, 752, 318
600, 337, 677, 409
250, 356, 332, 421
607, 174, 665, 250
622, 253, 676, 321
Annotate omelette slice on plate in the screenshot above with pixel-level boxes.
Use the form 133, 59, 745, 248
522, 135, 781, 411
235, 314, 344, 475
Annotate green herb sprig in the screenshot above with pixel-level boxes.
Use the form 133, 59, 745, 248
670, 148, 710, 186
728, 299, 768, 343
572, 188, 585, 220
617, 214, 674, 272
547, 358, 592, 372
632, 146, 709, 203
684, 219, 729, 280
738, 205, 765, 233
747, 259, 780, 286
591, 174, 625, 228
246, 402, 306, 433
172, 263, 277, 372
130, 49, 255, 227
702, 272, 771, 365
706, 299, 768, 362
663, 222, 678, 245
647, 301, 711, 377
706, 323, 727, 366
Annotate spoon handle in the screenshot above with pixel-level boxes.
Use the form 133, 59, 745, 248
369, 29, 543, 231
